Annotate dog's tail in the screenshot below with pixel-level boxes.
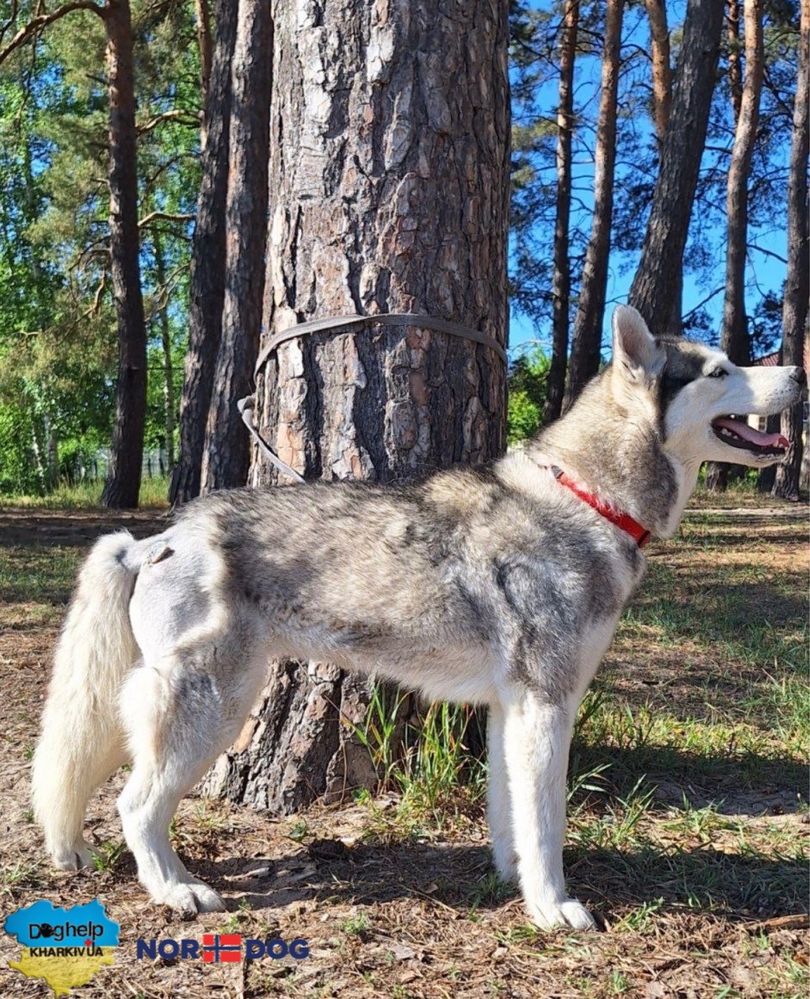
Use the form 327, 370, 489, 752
32, 532, 140, 869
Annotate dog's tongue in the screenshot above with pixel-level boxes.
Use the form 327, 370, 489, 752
715, 417, 789, 449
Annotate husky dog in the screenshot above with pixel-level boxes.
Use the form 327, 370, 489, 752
32, 306, 804, 930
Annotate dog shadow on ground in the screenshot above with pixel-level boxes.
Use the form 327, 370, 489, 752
197, 836, 807, 925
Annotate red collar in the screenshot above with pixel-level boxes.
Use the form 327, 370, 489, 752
550, 466, 651, 548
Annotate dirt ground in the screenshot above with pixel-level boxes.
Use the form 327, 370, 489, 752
0, 502, 807, 998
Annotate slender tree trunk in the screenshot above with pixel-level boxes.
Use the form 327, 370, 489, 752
153, 229, 176, 470
708, 0, 763, 492
545, 0, 579, 423
773, 0, 809, 501
727, 0, 743, 122
642, 0, 682, 334
629, 0, 725, 332
645, 0, 671, 144
101, 0, 147, 509
565, 0, 624, 406
170, 0, 238, 505
194, 0, 213, 146
721, 0, 762, 366
201, 0, 272, 492
204, 0, 510, 813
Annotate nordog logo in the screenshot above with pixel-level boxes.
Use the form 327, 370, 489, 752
136, 932, 310, 963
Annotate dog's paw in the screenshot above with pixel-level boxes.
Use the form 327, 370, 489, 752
156, 881, 227, 919
527, 896, 597, 932
51, 842, 92, 871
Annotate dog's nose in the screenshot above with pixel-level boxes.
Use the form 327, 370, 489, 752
789, 366, 806, 387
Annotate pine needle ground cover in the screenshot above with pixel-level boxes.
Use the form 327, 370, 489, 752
0, 500, 806, 998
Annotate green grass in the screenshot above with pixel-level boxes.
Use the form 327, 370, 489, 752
340, 911, 370, 936
0, 474, 171, 509
0, 543, 79, 605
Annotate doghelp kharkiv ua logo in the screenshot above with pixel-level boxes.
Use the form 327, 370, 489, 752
4, 898, 119, 995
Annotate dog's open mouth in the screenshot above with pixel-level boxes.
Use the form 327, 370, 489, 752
711, 415, 789, 456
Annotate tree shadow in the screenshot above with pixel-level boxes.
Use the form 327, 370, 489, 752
199, 837, 807, 923
567, 740, 806, 816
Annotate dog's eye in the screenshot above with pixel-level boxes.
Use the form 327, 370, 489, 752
707, 368, 728, 378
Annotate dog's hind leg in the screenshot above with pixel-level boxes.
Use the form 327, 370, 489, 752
32, 533, 139, 871
487, 702, 516, 880
117, 635, 266, 916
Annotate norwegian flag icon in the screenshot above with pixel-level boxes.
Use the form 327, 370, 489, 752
202, 933, 243, 963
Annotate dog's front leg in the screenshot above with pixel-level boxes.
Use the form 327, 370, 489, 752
501, 691, 595, 931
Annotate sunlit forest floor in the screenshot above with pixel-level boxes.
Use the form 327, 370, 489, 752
0, 497, 807, 998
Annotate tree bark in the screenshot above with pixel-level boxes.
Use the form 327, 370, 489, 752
200, 0, 272, 492
204, 0, 510, 813
565, 0, 623, 406
153, 229, 176, 470
544, 0, 579, 423
170, 0, 238, 505
727, 0, 743, 122
721, 0, 762, 366
773, 0, 809, 501
708, 0, 763, 493
628, 0, 725, 332
642, 0, 682, 334
644, 0, 671, 144
194, 0, 213, 145
101, 0, 148, 509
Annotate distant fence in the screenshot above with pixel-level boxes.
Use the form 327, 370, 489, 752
75, 448, 174, 482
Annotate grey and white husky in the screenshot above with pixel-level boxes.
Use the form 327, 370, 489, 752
32, 306, 804, 929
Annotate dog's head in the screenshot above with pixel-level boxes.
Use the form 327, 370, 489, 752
611, 305, 806, 468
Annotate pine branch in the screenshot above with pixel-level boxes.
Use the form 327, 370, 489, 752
0, 0, 105, 66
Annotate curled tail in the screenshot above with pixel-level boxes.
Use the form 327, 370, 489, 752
32, 531, 140, 869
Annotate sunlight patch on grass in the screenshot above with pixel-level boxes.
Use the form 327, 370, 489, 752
0, 475, 170, 509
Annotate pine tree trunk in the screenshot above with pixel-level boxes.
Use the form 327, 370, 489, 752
727, 0, 743, 122
204, 0, 510, 812
644, 0, 671, 146
153, 229, 176, 470
545, 0, 579, 423
628, 0, 724, 332
101, 0, 147, 509
773, 0, 809, 501
708, 0, 762, 492
171, 0, 238, 505
194, 0, 213, 147
565, 0, 623, 406
721, 0, 762, 366
201, 0, 272, 492
643, 0, 682, 333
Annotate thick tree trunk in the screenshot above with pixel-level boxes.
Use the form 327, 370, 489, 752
565, 0, 623, 406
773, 0, 809, 501
628, 0, 724, 332
201, 0, 272, 492
153, 229, 176, 470
544, 0, 579, 423
170, 0, 238, 505
204, 0, 510, 812
101, 0, 147, 509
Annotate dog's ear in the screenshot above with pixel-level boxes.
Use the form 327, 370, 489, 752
612, 306, 665, 381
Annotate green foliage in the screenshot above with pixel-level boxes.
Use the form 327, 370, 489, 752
0, 1, 200, 497
507, 347, 550, 443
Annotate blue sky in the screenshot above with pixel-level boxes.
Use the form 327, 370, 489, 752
507, 1, 789, 359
